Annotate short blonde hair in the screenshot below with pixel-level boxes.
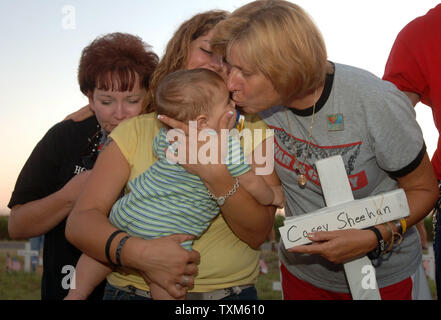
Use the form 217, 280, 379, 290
211, 0, 328, 101
144, 10, 229, 113
155, 68, 226, 124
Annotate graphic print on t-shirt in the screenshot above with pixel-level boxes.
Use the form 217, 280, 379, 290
272, 126, 367, 191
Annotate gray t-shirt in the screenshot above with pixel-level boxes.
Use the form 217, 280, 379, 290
259, 62, 425, 293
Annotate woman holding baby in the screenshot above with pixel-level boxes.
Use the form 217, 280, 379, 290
67, 10, 279, 300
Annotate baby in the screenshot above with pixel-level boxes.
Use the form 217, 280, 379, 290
65, 68, 284, 300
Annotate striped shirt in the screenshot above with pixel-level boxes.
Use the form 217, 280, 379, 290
109, 128, 250, 250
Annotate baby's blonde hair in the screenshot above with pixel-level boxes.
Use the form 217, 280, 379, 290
155, 68, 226, 125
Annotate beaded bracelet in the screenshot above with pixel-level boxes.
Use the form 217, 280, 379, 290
116, 235, 131, 267
105, 230, 125, 267
367, 226, 384, 260
383, 222, 394, 253
375, 222, 404, 256
388, 221, 403, 247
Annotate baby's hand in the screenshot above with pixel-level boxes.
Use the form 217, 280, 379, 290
271, 186, 285, 209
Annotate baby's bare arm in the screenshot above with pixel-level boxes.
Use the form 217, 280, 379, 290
64, 253, 112, 300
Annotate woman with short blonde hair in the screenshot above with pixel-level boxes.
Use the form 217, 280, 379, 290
211, 0, 328, 102
201, 0, 437, 300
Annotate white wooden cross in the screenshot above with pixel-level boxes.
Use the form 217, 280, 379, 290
17, 242, 39, 273
279, 155, 410, 300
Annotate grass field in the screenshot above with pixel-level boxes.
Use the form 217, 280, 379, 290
0, 245, 437, 300
0, 250, 41, 300
0, 248, 283, 301
256, 248, 282, 300
0, 247, 283, 300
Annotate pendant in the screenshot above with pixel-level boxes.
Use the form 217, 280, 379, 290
297, 174, 307, 188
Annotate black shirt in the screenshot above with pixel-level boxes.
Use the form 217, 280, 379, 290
8, 116, 105, 300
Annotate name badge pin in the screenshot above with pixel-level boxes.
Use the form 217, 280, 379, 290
327, 113, 344, 131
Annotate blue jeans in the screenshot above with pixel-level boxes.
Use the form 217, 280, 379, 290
434, 182, 441, 300
103, 283, 258, 300
103, 283, 152, 300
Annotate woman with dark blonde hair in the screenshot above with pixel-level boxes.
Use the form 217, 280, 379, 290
144, 10, 229, 112
67, 10, 278, 300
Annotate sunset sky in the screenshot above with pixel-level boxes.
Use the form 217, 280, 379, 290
0, 0, 439, 213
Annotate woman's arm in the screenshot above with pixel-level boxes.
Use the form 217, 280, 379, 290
204, 165, 277, 249
393, 152, 438, 228
213, 132, 279, 248
66, 140, 200, 298
240, 136, 284, 208
158, 112, 276, 249
9, 171, 90, 239
9, 121, 92, 239
63, 104, 94, 122
403, 91, 420, 107
287, 153, 438, 264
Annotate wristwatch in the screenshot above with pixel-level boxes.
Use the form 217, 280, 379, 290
207, 177, 239, 206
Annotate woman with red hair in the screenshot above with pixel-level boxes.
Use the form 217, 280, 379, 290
7, 33, 201, 300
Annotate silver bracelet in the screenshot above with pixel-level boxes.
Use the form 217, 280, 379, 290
207, 177, 239, 206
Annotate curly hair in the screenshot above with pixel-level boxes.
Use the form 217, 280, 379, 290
78, 32, 158, 111
144, 10, 229, 113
